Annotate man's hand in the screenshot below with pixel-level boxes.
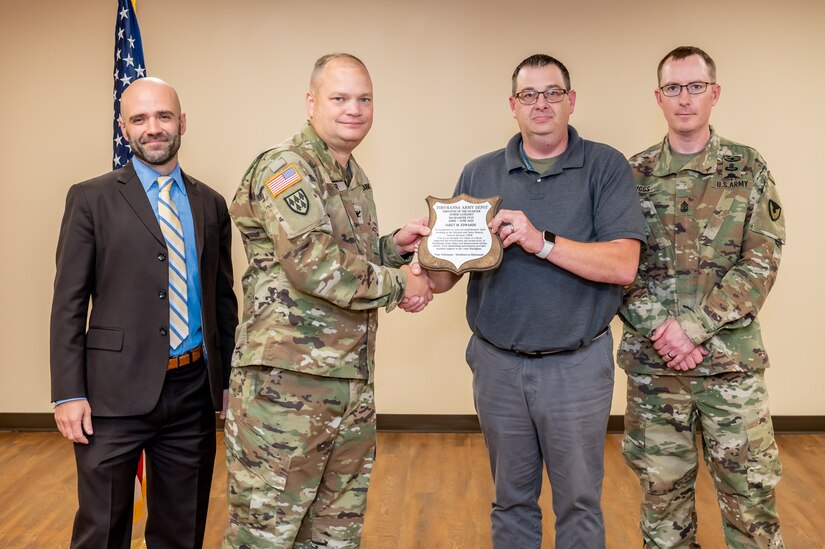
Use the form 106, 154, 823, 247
394, 217, 430, 255
409, 261, 461, 294
670, 345, 709, 371
399, 263, 434, 313
220, 389, 229, 420
651, 317, 708, 369
490, 209, 543, 254
54, 400, 93, 444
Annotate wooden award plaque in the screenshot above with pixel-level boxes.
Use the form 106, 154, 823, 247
418, 194, 503, 274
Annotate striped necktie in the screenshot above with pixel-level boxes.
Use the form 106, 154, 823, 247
157, 176, 189, 349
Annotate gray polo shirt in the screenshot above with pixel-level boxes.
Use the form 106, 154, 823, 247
455, 126, 646, 353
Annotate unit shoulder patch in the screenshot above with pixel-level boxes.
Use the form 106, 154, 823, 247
768, 199, 781, 221
284, 188, 310, 215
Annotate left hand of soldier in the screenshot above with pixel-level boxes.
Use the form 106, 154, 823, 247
394, 217, 430, 255
652, 317, 705, 367
490, 210, 543, 254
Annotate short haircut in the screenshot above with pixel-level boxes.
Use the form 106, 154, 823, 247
657, 46, 717, 83
511, 54, 571, 95
310, 53, 368, 89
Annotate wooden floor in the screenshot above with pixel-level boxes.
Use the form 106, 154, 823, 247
1, 432, 823, 548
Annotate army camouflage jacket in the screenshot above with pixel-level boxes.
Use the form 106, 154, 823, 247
619, 129, 785, 376
230, 122, 409, 381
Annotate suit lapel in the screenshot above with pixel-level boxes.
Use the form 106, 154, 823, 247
183, 171, 205, 262
118, 164, 165, 245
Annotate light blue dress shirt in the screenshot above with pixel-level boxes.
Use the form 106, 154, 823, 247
132, 157, 203, 355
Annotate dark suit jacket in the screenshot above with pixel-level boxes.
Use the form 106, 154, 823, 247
50, 163, 238, 416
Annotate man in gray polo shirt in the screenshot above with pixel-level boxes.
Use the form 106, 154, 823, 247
429, 54, 646, 549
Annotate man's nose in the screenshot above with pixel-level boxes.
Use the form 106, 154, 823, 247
146, 116, 162, 132
536, 93, 558, 109
535, 93, 552, 108
344, 100, 362, 115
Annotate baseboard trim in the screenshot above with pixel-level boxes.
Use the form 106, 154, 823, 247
2, 413, 823, 434
378, 414, 481, 433
379, 415, 641, 434
0, 413, 58, 431
772, 415, 825, 433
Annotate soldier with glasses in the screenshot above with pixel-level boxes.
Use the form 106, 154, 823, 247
619, 45, 786, 548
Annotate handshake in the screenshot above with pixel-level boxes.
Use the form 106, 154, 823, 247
393, 218, 437, 314
391, 208, 525, 314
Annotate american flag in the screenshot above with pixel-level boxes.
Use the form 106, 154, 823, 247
112, 0, 146, 169
266, 166, 302, 196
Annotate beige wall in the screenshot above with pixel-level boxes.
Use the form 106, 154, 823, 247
1, 0, 822, 415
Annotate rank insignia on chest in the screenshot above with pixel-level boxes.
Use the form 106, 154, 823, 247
265, 164, 302, 198
284, 189, 310, 215
769, 199, 781, 221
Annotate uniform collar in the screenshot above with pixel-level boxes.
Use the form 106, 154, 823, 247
653, 126, 720, 177
300, 121, 356, 182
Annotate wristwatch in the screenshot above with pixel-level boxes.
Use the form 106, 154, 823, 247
535, 230, 556, 259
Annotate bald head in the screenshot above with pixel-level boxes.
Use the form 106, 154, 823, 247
120, 77, 181, 117
309, 53, 369, 93
118, 77, 186, 174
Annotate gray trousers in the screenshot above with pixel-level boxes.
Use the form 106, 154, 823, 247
467, 332, 614, 549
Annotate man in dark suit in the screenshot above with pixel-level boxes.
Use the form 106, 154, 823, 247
50, 77, 238, 549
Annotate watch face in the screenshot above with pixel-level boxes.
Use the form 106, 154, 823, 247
543, 230, 556, 243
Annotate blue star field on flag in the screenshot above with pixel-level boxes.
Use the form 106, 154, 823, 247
112, 0, 147, 169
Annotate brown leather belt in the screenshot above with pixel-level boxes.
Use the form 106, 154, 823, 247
167, 345, 203, 370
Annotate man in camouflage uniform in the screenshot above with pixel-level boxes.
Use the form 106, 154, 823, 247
619, 46, 786, 548
223, 53, 433, 548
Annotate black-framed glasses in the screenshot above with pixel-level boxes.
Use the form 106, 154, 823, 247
659, 81, 715, 97
514, 88, 569, 105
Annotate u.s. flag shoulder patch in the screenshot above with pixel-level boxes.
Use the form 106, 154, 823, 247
265, 164, 302, 198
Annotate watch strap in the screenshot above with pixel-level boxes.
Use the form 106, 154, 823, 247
536, 230, 556, 259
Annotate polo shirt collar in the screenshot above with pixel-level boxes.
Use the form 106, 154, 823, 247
505, 125, 584, 175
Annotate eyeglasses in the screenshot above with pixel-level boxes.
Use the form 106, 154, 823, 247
514, 88, 569, 105
658, 81, 715, 97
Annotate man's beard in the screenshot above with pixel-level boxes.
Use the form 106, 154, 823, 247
128, 128, 181, 166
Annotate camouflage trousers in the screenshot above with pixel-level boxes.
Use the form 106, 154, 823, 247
223, 366, 376, 549
622, 371, 783, 549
